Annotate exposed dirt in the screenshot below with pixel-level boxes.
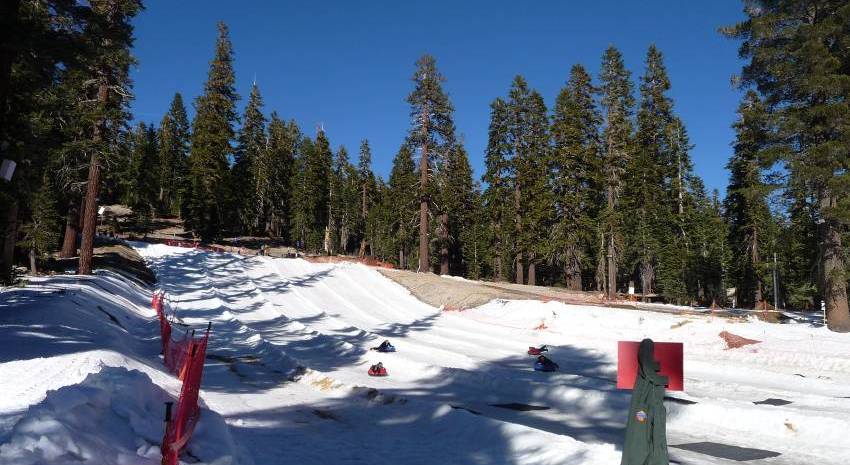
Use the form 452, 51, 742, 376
377, 268, 606, 309
47, 240, 156, 285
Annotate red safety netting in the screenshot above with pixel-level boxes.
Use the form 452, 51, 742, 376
161, 327, 210, 465
155, 292, 200, 378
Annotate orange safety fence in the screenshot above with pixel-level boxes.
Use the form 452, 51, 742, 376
161, 325, 210, 465
152, 292, 212, 465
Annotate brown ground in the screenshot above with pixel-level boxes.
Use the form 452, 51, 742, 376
377, 268, 606, 309
46, 241, 156, 285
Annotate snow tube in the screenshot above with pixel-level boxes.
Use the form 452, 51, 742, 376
376, 343, 396, 353
368, 364, 388, 377
534, 361, 558, 372
527, 346, 548, 355
534, 356, 559, 372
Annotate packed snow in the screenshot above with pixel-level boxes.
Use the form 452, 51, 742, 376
1, 241, 848, 465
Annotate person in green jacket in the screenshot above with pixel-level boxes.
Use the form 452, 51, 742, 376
621, 338, 669, 465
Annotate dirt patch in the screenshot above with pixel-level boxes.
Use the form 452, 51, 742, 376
46, 241, 156, 285
719, 330, 761, 349
377, 268, 604, 309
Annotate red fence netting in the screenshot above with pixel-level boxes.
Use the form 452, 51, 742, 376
161, 326, 210, 465
153, 291, 212, 464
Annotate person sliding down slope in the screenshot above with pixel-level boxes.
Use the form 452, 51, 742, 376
371, 340, 396, 353
368, 362, 388, 376
534, 355, 559, 372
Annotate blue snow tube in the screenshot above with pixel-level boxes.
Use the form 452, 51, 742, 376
534, 359, 559, 372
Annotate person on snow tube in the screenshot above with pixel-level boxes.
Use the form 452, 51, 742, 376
368, 362, 388, 376
372, 340, 396, 353
527, 345, 548, 355
534, 355, 559, 372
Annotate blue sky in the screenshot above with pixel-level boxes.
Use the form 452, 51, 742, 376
129, 1, 746, 195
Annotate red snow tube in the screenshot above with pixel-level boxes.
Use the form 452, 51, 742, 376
368, 364, 388, 377
527, 346, 548, 355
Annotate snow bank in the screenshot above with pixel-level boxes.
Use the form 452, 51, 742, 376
0, 367, 236, 465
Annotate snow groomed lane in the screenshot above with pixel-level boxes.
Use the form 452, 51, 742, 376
136, 243, 850, 465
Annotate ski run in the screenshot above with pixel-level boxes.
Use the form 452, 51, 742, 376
1, 242, 849, 465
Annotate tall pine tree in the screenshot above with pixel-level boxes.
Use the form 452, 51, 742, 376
406, 54, 456, 273
158, 92, 190, 217
724, 1, 850, 331
724, 91, 774, 307
233, 82, 267, 234
551, 64, 603, 290
599, 46, 634, 299
186, 21, 239, 242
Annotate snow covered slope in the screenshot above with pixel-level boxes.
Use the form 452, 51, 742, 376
135, 243, 850, 465
0, 271, 241, 465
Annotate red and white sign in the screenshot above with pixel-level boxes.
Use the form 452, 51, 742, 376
616, 341, 684, 391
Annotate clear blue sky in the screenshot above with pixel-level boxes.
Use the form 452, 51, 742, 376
130, 1, 746, 195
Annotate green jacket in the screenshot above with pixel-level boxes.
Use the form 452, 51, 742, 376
621, 338, 669, 465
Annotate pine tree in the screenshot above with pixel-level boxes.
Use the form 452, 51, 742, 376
724, 91, 774, 307
438, 141, 477, 276
123, 122, 159, 221
724, 1, 850, 330
599, 46, 635, 299
158, 92, 190, 216
499, 76, 552, 284
483, 98, 512, 281
406, 54, 456, 273
303, 130, 332, 252
233, 82, 267, 235
357, 140, 377, 256
521, 90, 553, 285
186, 21, 239, 242
387, 144, 418, 268
266, 114, 298, 238
551, 64, 603, 290
1, 0, 90, 281
78, 0, 143, 275
290, 136, 313, 248
626, 45, 674, 300
331, 145, 358, 254
18, 171, 61, 274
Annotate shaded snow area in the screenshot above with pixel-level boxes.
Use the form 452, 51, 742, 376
0, 271, 240, 465
129, 243, 849, 465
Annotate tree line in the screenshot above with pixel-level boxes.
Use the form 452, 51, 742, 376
1, 2, 848, 331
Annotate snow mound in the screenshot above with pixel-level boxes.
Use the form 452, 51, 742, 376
0, 367, 237, 465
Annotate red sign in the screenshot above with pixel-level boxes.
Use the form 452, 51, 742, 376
616, 341, 683, 391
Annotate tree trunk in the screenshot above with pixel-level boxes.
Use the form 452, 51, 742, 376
607, 227, 616, 301
0, 201, 18, 283
751, 226, 763, 306
596, 232, 606, 294
78, 68, 109, 275
640, 259, 653, 303
28, 248, 36, 275
60, 204, 79, 258
418, 101, 430, 273
527, 259, 536, 286
438, 212, 449, 275
564, 244, 581, 290
820, 193, 850, 332
514, 184, 523, 284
